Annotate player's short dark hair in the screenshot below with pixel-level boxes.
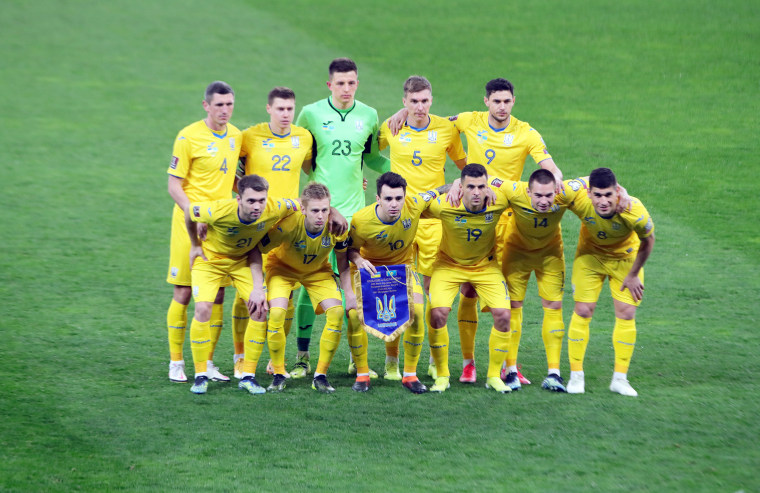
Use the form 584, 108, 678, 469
204, 81, 234, 103
589, 167, 617, 189
461, 163, 488, 181
376, 172, 407, 195
238, 174, 269, 194
329, 58, 357, 76
403, 75, 432, 95
268, 86, 295, 104
528, 168, 556, 188
485, 78, 514, 98
301, 182, 331, 206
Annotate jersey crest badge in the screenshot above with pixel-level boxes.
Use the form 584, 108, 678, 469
485, 212, 494, 223
355, 120, 364, 131
321, 121, 335, 131
503, 134, 514, 146
291, 136, 300, 149
257, 222, 265, 231
611, 222, 621, 230
321, 236, 332, 248
227, 227, 239, 235
427, 131, 437, 143
229, 137, 235, 150
402, 219, 412, 230
477, 130, 488, 143
262, 139, 274, 149
170, 156, 179, 169
207, 142, 219, 156
399, 132, 411, 144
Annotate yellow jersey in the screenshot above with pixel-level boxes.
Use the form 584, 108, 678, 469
168, 120, 242, 204
423, 193, 508, 268
189, 197, 299, 259
451, 111, 550, 181
491, 177, 587, 251
239, 122, 313, 199
378, 115, 465, 195
261, 213, 349, 275
349, 191, 438, 265
569, 192, 655, 259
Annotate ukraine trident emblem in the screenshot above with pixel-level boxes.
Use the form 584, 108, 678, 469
375, 294, 396, 322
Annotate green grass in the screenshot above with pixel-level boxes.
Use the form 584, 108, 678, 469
1, 0, 759, 491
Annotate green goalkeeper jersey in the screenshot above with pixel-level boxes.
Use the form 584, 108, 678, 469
296, 97, 390, 217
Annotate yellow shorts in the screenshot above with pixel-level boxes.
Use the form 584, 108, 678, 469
413, 219, 441, 277
571, 253, 643, 307
350, 264, 424, 298
167, 206, 231, 288
430, 259, 510, 310
494, 212, 513, 270
191, 251, 254, 303
267, 262, 341, 315
503, 243, 565, 302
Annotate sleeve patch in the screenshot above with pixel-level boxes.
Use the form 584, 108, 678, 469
192, 206, 200, 218
448, 115, 458, 121
170, 156, 179, 169
490, 178, 504, 188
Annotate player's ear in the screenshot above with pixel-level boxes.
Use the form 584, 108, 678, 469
483, 96, 488, 106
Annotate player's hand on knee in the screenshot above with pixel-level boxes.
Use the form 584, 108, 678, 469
247, 289, 269, 318
189, 246, 207, 268
621, 274, 644, 302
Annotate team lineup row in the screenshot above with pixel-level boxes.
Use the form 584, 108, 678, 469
164, 57, 655, 396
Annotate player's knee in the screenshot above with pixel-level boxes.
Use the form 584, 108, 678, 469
430, 308, 449, 328
194, 302, 213, 322
173, 285, 192, 305
492, 308, 511, 331
574, 303, 595, 318
326, 305, 345, 324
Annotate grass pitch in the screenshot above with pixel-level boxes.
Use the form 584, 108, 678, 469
1, 0, 758, 491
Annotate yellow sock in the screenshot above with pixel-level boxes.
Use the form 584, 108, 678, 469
232, 296, 249, 356
457, 294, 478, 360
167, 300, 188, 361
242, 320, 267, 374
267, 307, 287, 374
385, 338, 400, 359
316, 306, 344, 374
347, 309, 369, 373
568, 313, 591, 372
208, 302, 223, 360
427, 304, 450, 378
488, 327, 511, 378
403, 303, 425, 374
284, 299, 295, 337
542, 307, 565, 371
189, 318, 211, 374
506, 306, 522, 368
613, 318, 636, 373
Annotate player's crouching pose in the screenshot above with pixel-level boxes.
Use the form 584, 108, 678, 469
184, 175, 299, 394
566, 167, 655, 396
424, 164, 513, 394
243, 183, 351, 394
346, 172, 453, 394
